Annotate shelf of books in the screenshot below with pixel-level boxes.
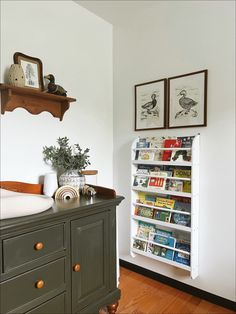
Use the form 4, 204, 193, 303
131, 135, 199, 279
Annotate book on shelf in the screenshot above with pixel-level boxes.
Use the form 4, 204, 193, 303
171, 149, 191, 162
171, 213, 191, 227
148, 166, 162, 175
155, 228, 173, 238
136, 221, 156, 240
173, 240, 191, 266
147, 243, 160, 255
183, 181, 191, 193
145, 194, 156, 205
137, 192, 156, 206
173, 168, 191, 178
135, 206, 154, 219
154, 210, 171, 223
148, 177, 166, 190
153, 233, 176, 248
147, 243, 174, 260
133, 176, 149, 188
138, 150, 155, 161
149, 136, 165, 148
166, 179, 183, 192
133, 239, 147, 251
136, 165, 152, 175
173, 200, 191, 212
155, 197, 175, 209
162, 138, 182, 161
136, 138, 150, 148
137, 192, 146, 204
177, 136, 194, 148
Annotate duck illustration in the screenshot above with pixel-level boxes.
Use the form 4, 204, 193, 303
141, 93, 158, 114
44, 74, 67, 96
175, 90, 198, 119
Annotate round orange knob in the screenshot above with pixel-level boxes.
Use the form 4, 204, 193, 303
34, 242, 44, 250
73, 264, 81, 272
35, 280, 44, 289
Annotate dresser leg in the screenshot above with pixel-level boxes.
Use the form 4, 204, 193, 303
107, 301, 119, 314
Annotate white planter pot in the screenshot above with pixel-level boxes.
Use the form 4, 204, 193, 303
59, 170, 85, 191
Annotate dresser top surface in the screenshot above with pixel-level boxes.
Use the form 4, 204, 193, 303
0, 195, 124, 232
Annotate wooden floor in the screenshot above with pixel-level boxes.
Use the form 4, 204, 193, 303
116, 267, 235, 314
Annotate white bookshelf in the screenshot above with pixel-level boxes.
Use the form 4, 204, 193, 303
130, 135, 199, 279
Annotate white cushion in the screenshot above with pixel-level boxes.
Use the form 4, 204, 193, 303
0, 189, 54, 220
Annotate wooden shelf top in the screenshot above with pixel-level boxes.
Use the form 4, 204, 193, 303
0, 83, 76, 103
0, 83, 77, 121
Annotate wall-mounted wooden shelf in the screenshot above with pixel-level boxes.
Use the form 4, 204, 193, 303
0, 84, 76, 121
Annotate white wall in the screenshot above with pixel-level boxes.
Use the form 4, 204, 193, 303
113, 1, 235, 301
0, 1, 113, 186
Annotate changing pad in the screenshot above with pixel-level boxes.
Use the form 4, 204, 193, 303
0, 188, 54, 220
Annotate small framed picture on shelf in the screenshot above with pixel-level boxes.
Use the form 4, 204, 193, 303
168, 70, 207, 128
135, 78, 167, 131
14, 52, 44, 90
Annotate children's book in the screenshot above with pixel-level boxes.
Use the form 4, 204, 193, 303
153, 234, 176, 248
159, 247, 174, 260
171, 213, 191, 226
149, 137, 165, 148
183, 181, 191, 193
155, 228, 173, 237
167, 180, 183, 192
136, 222, 156, 239
144, 194, 156, 205
162, 138, 182, 161
149, 166, 161, 175
136, 165, 152, 174
133, 176, 149, 188
155, 197, 175, 209
148, 177, 166, 190
157, 171, 173, 177
177, 136, 194, 148
137, 206, 154, 219
136, 138, 150, 148
173, 201, 191, 213
173, 240, 191, 265
133, 239, 147, 251
173, 169, 191, 178
171, 150, 191, 162
154, 210, 171, 223
147, 243, 160, 255
137, 192, 146, 204
138, 150, 155, 161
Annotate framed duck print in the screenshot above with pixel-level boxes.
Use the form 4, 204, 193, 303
168, 70, 207, 128
135, 78, 167, 131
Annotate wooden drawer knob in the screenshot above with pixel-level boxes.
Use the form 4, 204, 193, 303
35, 280, 44, 289
73, 264, 81, 272
34, 242, 44, 250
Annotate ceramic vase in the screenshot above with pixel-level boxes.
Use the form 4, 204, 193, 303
43, 172, 58, 197
8, 64, 25, 87
59, 170, 85, 191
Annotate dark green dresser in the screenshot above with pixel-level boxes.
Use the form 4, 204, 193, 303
0, 191, 124, 314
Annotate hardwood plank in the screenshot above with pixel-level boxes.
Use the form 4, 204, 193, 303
117, 267, 235, 314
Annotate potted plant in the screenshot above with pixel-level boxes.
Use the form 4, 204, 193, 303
43, 137, 90, 190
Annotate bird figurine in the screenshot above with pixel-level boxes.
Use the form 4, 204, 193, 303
44, 74, 67, 96
175, 90, 198, 119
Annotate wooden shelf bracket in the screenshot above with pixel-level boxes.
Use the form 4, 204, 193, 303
0, 84, 76, 121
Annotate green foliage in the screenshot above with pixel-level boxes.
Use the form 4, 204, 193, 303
43, 137, 90, 173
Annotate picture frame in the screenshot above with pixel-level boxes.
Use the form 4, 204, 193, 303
135, 79, 167, 131
13, 52, 44, 91
167, 70, 207, 128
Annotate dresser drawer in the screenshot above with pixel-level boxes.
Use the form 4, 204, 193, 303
25, 293, 65, 314
3, 224, 64, 272
0, 258, 65, 314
